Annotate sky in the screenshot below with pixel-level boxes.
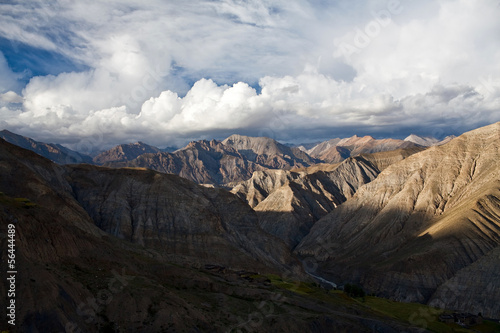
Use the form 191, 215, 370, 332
0, 0, 499, 152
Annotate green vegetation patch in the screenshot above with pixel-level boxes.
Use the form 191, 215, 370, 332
267, 274, 316, 295
266, 273, 500, 333
0, 193, 38, 209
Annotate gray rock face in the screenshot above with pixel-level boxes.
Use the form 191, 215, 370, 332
106, 135, 320, 185
296, 122, 500, 317
104, 139, 265, 185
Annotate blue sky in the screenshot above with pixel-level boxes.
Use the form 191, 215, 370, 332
0, 0, 499, 151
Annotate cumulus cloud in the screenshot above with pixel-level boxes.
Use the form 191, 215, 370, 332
0, 0, 499, 150
0, 91, 23, 104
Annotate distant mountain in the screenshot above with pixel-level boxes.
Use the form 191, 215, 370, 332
0, 136, 298, 330
107, 135, 321, 185
437, 135, 456, 145
0, 129, 92, 164
358, 146, 427, 172
93, 141, 162, 164
306, 135, 420, 163
296, 122, 500, 317
403, 134, 440, 146
104, 139, 265, 185
404, 134, 456, 146
294, 141, 322, 151
222, 134, 320, 169
160, 146, 178, 153
304, 138, 342, 157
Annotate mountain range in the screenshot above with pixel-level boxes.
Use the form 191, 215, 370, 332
0, 134, 432, 332
298, 134, 452, 163
0, 131, 450, 186
1, 123, 499, 330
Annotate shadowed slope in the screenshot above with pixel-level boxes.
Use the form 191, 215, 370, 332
67, 163, 299, 273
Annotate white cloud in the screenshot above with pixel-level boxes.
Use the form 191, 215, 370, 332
0, 0, 499, 150
0, 91, 23, 104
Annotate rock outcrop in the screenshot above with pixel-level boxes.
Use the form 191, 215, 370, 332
233, 147, 424, 248
296, 122, 500, 317
358, 146, 427, 172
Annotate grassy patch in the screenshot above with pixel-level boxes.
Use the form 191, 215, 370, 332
363, 296, 452, 332
0, 193, 38, 209
266, 274, 499, 333
267, 275, 316, 295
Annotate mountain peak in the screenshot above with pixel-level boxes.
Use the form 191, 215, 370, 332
223, 134, 275, 145
404, 134, 457, 147
222, 134, 318, 168
93, 141, 161, 164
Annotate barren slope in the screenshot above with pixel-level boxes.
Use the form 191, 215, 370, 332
296, 122, 500, 317
67, 163, 298, 273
